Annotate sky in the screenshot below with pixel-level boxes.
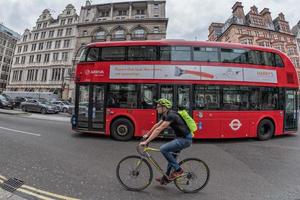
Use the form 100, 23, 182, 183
0, 0, 299, 40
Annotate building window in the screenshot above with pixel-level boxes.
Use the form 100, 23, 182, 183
15, 57, 20, 64
57, 29, 63, 37
53, 53, 59, 61
66, 28, 72, 36
21, 56, 26, 64
17, 46, 22, 53
62, 52, 69, 61
22, 35, 28, 42
41, 32, 46, 39
100, 11, 109, 17
136, 9, 145, 15
46, 41, 52, 49
23, 45, 28, 52
60, 19, 66, 25
51, 68, 61, 81
34, 33, 39, 40
36, 54, 41, 63
95, 30, 106, 40
240, 38, 253, 45
67, 18, 73, 24
41, 69, 47, 82
118, 10, 127, 16
112, 29, 126, 40
132, 28, 146, 39
63, 40, 70, 48
37, 24, 41, 29
83, 30, 88, 36
31, 43, 36, 51
43, 22, 47, 28
38, 43, 43, 50
29, 55, 34, 63
55, 40, 61, 49
44, 53, 50, 63
49, 30, 54, 38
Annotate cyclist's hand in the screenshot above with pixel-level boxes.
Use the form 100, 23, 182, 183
139, 141, 148, 147
142, 134, 149, 139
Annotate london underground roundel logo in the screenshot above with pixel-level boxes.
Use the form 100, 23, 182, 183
229, 119, 242, 131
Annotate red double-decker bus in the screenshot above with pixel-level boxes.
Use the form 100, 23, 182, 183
72, 40, 298, 141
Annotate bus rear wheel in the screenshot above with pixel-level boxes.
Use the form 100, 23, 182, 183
257, 119, 274, 141
111, 118, 134, 141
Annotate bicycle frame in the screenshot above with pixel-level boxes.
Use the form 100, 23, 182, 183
136, 146, 179, 177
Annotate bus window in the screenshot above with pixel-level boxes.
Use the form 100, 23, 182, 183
248, 50, 263, 65
107, 84, 137, 108
194, 85, 220, 110
160, 46, 191, 61
261, 88, 278, 110
86, 48, 100, 62
221, 48, 248, 64
79, 48, 88, 62
101, 47, 126, 61
128, 46, 157, 61
223, 86, 249, 110
262, 52, 275, 66
193, 47, 219, 62
160, 85, 174, 103
141, 84, 157, 109
275, 54, 284, 67
177, 86, 190, 109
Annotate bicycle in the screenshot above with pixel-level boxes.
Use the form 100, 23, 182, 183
116, 142, 210, 193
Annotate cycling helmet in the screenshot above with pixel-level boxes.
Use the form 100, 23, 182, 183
156, 98, 172, 109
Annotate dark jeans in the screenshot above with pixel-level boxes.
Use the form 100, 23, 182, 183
160, 134, 192, 175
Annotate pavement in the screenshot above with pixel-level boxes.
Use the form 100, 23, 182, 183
0, 188, 26, 200
0, 108, 70, 122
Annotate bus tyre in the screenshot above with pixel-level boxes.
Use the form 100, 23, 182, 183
257, 119, 274, 141
111, 118, 134, 141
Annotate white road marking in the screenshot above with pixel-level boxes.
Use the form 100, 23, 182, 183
0, 126, 41, 137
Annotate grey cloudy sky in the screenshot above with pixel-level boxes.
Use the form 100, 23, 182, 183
0, 0, 299, 40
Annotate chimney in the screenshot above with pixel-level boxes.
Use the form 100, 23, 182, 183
232, 2, 245, 18
260, 8, 272, 24
86, 0, 91, 6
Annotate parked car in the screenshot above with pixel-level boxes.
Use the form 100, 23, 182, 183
51, 101, 72, 113
0, 94, 14, 109
13, 96, 29, 108
20, 99, 60, 114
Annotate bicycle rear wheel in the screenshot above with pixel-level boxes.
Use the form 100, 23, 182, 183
116, 155, 153, 191
174, 158, 210, 193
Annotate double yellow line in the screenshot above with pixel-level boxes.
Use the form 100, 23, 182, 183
0, 175, 79, 200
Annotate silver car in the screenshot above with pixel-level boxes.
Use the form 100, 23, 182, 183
21, 99, 60, 114
51, 101, 72, 113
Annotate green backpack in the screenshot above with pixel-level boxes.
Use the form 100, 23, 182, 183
178, 110, 197, 137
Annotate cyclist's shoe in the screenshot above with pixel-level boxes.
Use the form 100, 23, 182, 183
168, 168, 184, 180
155, 176, 171, 185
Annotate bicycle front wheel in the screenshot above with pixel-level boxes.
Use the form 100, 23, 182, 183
174, 158, 210, 193
116, 155, 153, 191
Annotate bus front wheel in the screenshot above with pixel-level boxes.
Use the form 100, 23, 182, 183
257, 119, 274, 141
111, 118, 134, 141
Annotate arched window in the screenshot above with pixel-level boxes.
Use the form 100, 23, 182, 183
132, 28, 146, 39
112, 29, 126, 40
95, 30, 106, 40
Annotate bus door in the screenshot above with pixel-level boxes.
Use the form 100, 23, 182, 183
284, 89, 298, 131
158, 84, 192, 136
76, 84, 106, 132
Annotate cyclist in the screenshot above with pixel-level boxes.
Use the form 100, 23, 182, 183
139, 98, 193, 185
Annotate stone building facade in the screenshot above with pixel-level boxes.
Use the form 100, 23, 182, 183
0, 24, 20, 92
208, 2, 300, 77
7, 4, 79, 99
75, 0, 168, 52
